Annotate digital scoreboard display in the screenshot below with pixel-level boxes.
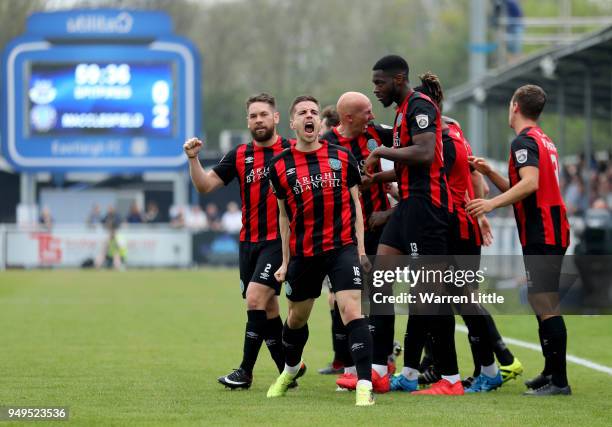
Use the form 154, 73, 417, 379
27, 62, 174, 137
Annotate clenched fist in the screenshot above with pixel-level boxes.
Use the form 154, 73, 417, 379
184, 137, 203, 159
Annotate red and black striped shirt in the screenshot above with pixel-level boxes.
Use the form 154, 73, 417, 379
508, 126, 570, 247
393, 90, 452, 212
213, 135, 291, 242
443, 119, 481, 245
269, 141, 361, 257
323, 124, 392, 229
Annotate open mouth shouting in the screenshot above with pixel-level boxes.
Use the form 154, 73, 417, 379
304, 121, 315, 136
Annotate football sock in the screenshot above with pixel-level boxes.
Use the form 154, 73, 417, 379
419, 333, 435, 372
481, 362, 499, 378
346, 318, 373, 382
463, 314, 495, 375
372, 364, 387, 377
344, 366, 357, 375
401, 366, 419, 380
468, 333, 482, 377
537, 316, 553, 376
240, 309, 267, 374
369, 314, 395, 365
442, 374, 461, 385
284, 362, 301, 375
264, 316, 285, 373
333, 302, 353, 367
329, 309, 338, 360
403, 314, 428, 370
282, 322, 309, 368
430, 314, 459, 377
482, 310, 515, 366
541, 316, 568, 387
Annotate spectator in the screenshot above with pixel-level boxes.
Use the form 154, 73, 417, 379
186, 205, 209, 230
143, 201, 162, 224
205, 202, 223, 231
126, 202, 143, 224
595, 174, 611, 209
86, 203, 103, 227
592, 197, 608, 211
102, 205, 122, 230
565, 175, 588, 216
319, 105, 340, 137
170, 206, 186, 229
95, 226, 127, 270
39, 205, 53, 230
491, 0, 524, 61
221, 201, 242, 234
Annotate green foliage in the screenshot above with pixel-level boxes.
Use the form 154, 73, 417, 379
0, 0, 609, 153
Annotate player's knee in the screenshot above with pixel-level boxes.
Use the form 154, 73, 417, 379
245, 286, 268, 310
336, 298, 361, 324
264, 296, 280, 317
287, 309, 308, 329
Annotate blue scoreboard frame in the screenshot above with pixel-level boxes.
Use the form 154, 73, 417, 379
1, 10, 201, 172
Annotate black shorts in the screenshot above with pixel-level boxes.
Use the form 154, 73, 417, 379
379, 198, 449, 256
284, 245, 362, 302
239, 240, 283, 298
447, 213, 482, 273
365, 228, 384, 256
522, 244, 567, 294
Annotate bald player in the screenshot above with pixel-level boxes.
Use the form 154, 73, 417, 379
322, 91, 396, 393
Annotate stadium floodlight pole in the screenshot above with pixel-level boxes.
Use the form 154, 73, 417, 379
468, 0, 487, 156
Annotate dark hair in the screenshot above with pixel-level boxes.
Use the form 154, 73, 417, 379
511, 85, 547, 120
372, 54, 409, 78
246, 93, 276, 110
321, 105, 340, 127
414, 72, 443, 111
289, 95, 319, 117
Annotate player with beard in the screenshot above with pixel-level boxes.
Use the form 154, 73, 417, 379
184, 93, 303, 390
267, 95, 375, 406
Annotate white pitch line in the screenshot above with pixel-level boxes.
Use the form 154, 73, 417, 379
456, 325, 612, 376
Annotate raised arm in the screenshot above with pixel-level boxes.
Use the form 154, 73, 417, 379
184, 137, 226, 194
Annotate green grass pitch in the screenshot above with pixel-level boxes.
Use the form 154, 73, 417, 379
0, 270, 611, 426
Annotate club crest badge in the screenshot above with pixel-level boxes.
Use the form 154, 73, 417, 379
367, 138, 378, 152
416, 114, 429, 129
396, 113, 403, 126
328, 158, 342, 171
515, 149, 528, 164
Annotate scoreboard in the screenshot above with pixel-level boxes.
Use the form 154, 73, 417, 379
1, 10, 200, 172
28, 62, 174, 137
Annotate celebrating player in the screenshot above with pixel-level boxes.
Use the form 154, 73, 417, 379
267, 95, 375, 406
467, 85, 571, 396
365, 55, 463, 395
414, 72, 524, 392
184, 93, 300, 390
323, 91, 397, 392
